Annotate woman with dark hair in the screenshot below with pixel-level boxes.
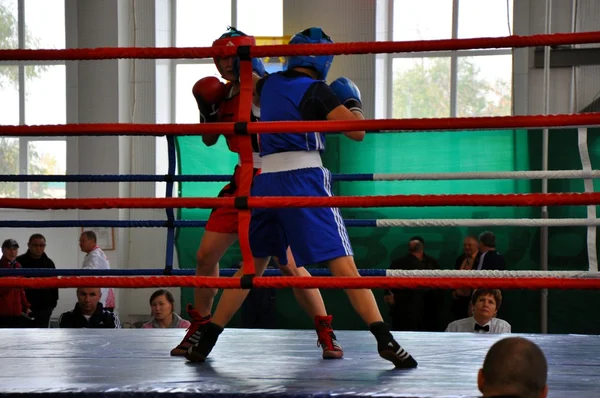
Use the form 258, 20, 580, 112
142, 290, 190, 329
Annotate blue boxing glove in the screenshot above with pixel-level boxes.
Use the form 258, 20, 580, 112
330, 77, 363, 115
252, 57, 266, 77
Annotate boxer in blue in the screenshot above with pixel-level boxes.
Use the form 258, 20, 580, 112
186, 27, 417, 369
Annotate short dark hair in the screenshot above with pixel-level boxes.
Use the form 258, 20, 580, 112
479, 231, 496, 247
471, 289, 502, 310
410, 236, 425, 245
464, 235, 478, 243
482, 337, 547, 398
1, 239, 19, 249
149, 289, 175, 305
408, 240, 424, 253
28, 233, 46, 243
81, 230, 97, 242
76, 287, 101, 295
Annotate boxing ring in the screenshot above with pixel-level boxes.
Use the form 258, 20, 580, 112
2, 25, 600, 398
0, 329, 598, 397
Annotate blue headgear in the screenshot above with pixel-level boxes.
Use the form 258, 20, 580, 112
212, 27, 255, 81
285, 27, 334, 80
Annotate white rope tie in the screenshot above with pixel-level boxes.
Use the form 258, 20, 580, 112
372, 170, 600, 181
578, 127, 598, 272
386, 269, 599, 278
376, 218, 600, 227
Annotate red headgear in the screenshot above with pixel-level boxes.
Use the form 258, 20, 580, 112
212, 27, 256, 81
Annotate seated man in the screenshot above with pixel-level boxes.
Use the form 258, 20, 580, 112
445, 289, 510, 333
59, 287, 120, 328
478, 337, 548, 398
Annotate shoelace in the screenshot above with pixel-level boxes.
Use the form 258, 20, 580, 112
316, 329, 338, 351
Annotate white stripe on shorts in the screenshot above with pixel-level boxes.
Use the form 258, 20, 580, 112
320, 167, 352, 256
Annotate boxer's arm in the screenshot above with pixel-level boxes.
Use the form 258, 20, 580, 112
251, 59, 267, 107
202, 134, 220, 146
252, 72, 262, 108
326, 106, 365, 141
192, 77, 227, 147
299, 82, 365, 142
328, 77, 365, 141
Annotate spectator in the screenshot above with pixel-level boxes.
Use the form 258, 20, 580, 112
385, 238, 441, 331
476, 231, 506, 270
450, 235, 479, 320
17, 234, 59, 327
478, 337, 548, 398
410, 236, 439, 268
59, 287, 120, 328
0, 239, 32, 328
445, 289, 510, 333
79, 231, 115, 310
142, 289, 191, 329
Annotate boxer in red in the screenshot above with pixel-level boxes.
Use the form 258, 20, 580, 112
171, 27, 343, 360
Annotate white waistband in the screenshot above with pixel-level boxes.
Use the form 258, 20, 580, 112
237, 152, 262, 168
260, 151, 323, 173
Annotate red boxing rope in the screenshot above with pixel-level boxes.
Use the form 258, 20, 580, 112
1, 113, 600, 137
1, 276, 599, 290
1, 31, 600, 61
2, 192, 600, 210
236, 60, 257, 275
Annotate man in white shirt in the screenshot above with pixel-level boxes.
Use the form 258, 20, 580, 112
79, 231, 115, 309
445, 289, 510, 334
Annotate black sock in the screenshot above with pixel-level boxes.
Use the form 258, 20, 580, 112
369, 321, 392, 340
193, 322, 223, 357
370, 322, 417, 368
204, 322, 224, 342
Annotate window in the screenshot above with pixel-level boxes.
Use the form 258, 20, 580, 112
390, 0, 513, 118
155, 0, 283, 197
173, 0, 283, 127
0, 0, 66, 198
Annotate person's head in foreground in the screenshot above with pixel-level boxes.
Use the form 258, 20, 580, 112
478, 337, 548, 398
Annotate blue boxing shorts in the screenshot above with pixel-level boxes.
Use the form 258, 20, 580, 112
249, 166, 353, 267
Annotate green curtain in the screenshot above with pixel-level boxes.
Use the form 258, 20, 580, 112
175, 129, 600, 333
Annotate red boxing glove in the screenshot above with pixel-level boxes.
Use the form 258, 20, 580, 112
192, 76, 227, 123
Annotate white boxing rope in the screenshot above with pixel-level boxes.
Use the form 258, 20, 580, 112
372, 170, 600, 181
385, 269, 600, 278
375, 218, 600, 228
578, 127, 598, 272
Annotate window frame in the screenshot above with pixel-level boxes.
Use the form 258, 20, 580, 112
386, 0, 513, 119
169, 0, 238, 124
3, 0, 67, 198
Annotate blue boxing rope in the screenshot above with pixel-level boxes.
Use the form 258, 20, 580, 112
4, 219, 598, 228
1, 267, 592, 278
0, 267, 386, 277
0, 220, 376, 228
163, 136, 177, 273
3, 170, 600, 183
0, 173, 374, 183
